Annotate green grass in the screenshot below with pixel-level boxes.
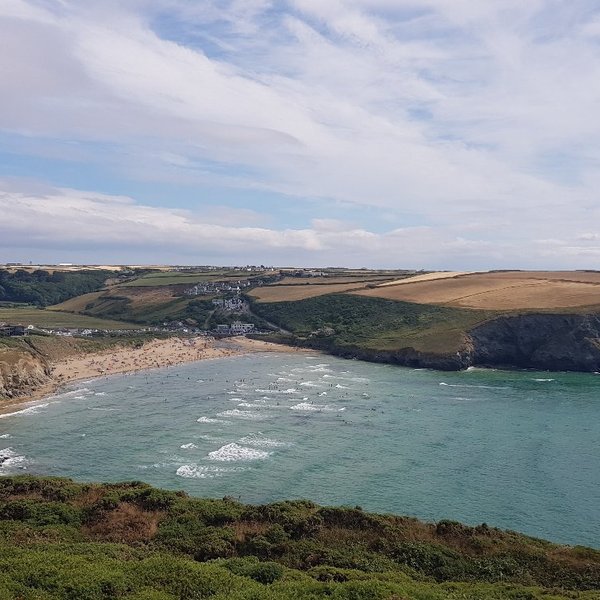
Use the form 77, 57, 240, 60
250, 294, 494, 354
0, 475, 597, 600
0, 308, 139, 330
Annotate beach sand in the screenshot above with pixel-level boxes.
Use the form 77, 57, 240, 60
0, 336, 303, 415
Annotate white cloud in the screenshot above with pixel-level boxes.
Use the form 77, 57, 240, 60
2, 182, 600, 269
1, 0, 600, 266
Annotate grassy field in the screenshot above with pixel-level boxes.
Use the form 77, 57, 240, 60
356, 270, 600, 310
0, 475, 597, 600
120, 270, 268, 287
0, 307, 139, 329
49, 290, 107, 313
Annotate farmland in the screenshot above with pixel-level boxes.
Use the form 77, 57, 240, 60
248, 281, 377, 302
0, 307, 139, 329
119, 269, 272, 287
354, 271, 600, 311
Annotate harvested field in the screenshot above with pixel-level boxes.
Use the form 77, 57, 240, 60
377, 271, 473, 287
273, 276, 397, 286
249, 282, 373, 302
353, 271, 600, 310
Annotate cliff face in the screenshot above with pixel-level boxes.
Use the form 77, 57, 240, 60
468, 313, 600, 372
300, 313, 600, 372
0, 344, 51, 400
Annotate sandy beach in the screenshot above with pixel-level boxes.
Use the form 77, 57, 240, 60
0, 336, 304, 415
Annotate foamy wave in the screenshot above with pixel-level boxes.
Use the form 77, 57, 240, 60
290, 402, 344, 412
255, 388, 298, 394
176, 464, 247, 478
439, 382, 510, 390
239, 434, 290, 448
197, 416, 229, 424
532, 378, 555, 382
0, 434, 10, 439
237, 401, 276, 409
217, 409, 268, 420
0, 403, 49, 420
207, 443, 271, 461
301, 365, 333, 373
299, 381, 323, 387
0, 447, 28, 471
62, 388, 91, 397
180, 443, 198, 449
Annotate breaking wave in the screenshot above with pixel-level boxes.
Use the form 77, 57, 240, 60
207, 443, 271, 461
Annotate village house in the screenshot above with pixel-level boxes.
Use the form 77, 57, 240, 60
0, 324, 27, 337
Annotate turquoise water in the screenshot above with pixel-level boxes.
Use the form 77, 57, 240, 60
1, 352, 599, 547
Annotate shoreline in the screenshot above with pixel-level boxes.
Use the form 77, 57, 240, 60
0, 336, 306, 416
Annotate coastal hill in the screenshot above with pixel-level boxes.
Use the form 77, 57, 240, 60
3, 266, 600, 375
0, 475, 598, 599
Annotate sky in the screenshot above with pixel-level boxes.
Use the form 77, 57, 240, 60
1, 0, 600, 269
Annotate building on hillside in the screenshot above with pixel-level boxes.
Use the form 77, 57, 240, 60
212, 297, 247, 311
0, 324, 27, 337
230, 321, 255, 335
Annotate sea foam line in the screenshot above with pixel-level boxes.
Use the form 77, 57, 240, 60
176, 464, 247, 478
0, 403, 50, 419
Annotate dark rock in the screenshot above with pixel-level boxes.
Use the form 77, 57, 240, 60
468, 313, 600, 372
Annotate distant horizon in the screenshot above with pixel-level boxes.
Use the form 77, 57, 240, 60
2, 261, 600, 274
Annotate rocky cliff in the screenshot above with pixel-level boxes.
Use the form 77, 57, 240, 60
0, 343, 51, 400
299, 313, 600, 372
468, 313, 600, 372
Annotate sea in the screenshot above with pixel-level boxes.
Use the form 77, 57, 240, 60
0, 352, 598, 548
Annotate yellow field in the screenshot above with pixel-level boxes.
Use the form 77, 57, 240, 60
272, 276, 397, 286
249, 282, 373, 302
376, 271, 473, 287
353, 271, 600, 310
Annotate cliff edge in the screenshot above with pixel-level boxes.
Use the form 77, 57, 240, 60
469, 313, 600, 372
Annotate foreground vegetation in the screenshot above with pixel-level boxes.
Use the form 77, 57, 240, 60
0, 476, 597, 599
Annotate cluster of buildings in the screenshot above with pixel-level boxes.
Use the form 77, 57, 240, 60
184, 280, 253, 296
214, 321, 255, 336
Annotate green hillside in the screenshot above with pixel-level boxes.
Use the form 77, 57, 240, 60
0, 476, 597, 600
250, 294, 494, 354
